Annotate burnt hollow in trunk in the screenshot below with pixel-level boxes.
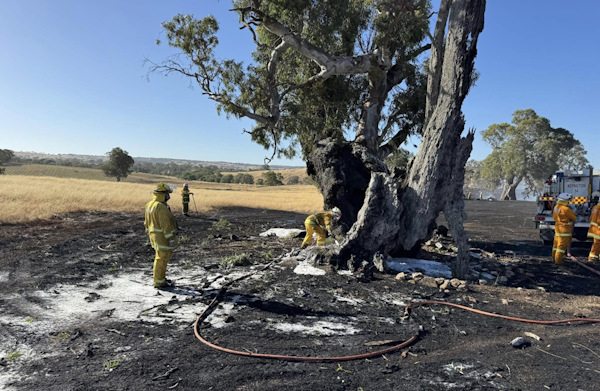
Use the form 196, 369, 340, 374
306, 138, 387, 233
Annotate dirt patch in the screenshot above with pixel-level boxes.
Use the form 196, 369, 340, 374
2, 202, 600, 390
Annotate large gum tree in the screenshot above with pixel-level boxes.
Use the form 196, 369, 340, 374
150, 0, 486, 278
480, 109, 589, 200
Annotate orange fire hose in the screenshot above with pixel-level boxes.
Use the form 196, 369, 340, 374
405, 300, 600, 325
193, 297, 419, 362
568, 254, 600, 277
193, 265, 600, 362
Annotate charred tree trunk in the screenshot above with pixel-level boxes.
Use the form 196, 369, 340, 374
306, 138, 387, 233
337, 172, 404, 271
442, 133, 475, 277
333, 0, 485, 279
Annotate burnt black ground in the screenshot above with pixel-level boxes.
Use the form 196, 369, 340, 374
2, 201, 600, 391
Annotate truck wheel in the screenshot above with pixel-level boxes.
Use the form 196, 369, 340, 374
573, 228, 589, 242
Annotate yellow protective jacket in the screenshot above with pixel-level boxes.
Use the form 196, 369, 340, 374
552, 200, 577, 237
305, 211, 334, 233
144, 194, 178, 251
588, 204, 600, 240
181, 188, 192, 204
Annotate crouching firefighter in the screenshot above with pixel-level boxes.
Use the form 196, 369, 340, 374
301, 207, 342, 248
552, 193, 576, 265
144, 183, 178, 288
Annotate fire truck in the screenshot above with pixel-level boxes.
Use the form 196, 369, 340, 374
533, 167, 600, 245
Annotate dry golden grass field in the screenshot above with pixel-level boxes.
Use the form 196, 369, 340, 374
0, 165, 323, 223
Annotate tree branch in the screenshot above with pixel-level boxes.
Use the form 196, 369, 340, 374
265, 39, 289, 121
386, 44, 431, 92
425, 0, 451, 125
236, 7, 383, 77
379, 121, 413, 158
147, 59, 275, 126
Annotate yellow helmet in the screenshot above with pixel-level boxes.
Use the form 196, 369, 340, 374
331, 207, 342, 219
154, 183, 173, 194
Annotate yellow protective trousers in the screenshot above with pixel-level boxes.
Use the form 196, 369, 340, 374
589, 238, 600, 262
153, 249, 173, 287
302, 221, 327, 247
588, 206, 600, 261
552, 233, 572, 265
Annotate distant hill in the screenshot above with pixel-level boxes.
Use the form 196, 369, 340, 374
12, 151, 303, 172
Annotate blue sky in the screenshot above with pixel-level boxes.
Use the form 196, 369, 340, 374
1, 1, 598, 169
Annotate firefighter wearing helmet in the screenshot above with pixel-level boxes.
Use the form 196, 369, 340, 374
587, 191, 600, 262
181, 183, 194, 217
144, 183, 178, 288
301, 207, 342, 248
552, 193, 576, 265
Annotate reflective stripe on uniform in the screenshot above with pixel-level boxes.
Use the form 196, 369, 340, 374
148, 228, 163, 232
555, 248, 566, 254
555, 233, 572, 237
591, 222, 599, 227
588, 232, 600, 240
154, 244, 175, 250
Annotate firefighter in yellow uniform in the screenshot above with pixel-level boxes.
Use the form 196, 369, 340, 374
144, 183, 178, 288
587, 192, 600, 261
552, 193, 576, 265
181, 183, 194, 216
301, 207, 341, 248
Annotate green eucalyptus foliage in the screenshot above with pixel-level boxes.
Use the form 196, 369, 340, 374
480, 109, 588, 196
157, 0, 431, 161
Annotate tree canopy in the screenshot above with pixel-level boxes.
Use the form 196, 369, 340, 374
102, 147, 135, 182
151, 0, 431, 165
0, 149, 14, 174
0, 149, 14, 165
480, 109, 588, 200
261, 170, 284, 186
